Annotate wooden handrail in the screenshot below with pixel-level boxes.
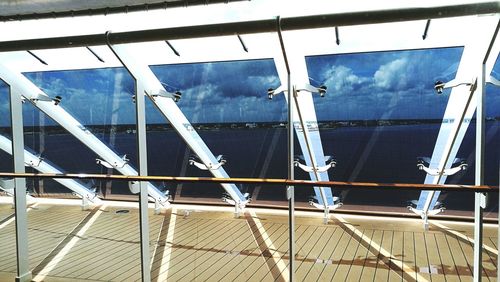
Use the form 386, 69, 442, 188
0, 172, 496, 192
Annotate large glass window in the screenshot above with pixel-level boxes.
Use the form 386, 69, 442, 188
151, 59, 284, 200
305, 47, 465, 207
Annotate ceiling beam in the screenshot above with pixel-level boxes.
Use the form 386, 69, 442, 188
0, 2, 497, 52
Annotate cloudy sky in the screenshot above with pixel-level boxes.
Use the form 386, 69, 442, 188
0, 47, 499, 127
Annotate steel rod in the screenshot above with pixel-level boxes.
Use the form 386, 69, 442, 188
277, 15, 295, 281
0, 2, 497, 52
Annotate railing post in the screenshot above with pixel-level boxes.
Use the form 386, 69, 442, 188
136, 75, 151, 282
8, 83, 32, 282
277, 16, 295, 281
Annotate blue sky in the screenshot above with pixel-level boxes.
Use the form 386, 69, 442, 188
0, 47, 499, 127
307, 47, 465, 120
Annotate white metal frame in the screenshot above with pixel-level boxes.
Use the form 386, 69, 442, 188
0, 63, 170, 213
0, 134, 101, 209
106, 43, 250, 217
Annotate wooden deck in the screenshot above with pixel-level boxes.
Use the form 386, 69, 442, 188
0, 199, 497, 281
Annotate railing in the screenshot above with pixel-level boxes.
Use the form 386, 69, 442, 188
0, 172, 497, 192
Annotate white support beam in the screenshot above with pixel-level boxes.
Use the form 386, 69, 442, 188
473, 18, 499, 282
0, 63, 169, 209
473, 61, 486, 282
0, 134, 101, 209
273, 46, 340, 224
7, 82, 32, 282
135, 71, 152, 282
411, 16, 500, 228
106, 43, 248, 216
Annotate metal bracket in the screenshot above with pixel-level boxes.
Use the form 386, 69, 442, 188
417, 163, 467, 176
268, 83, 326, 99
408, 205, 445, 230
486, 75, 500, 86
96, 154, 129, 169
294, 157, 336, 173
222, 192, 250, 218
25, 156, 43, 168
189, 155, 226, 170
29, 93, 62, 105
434, 77, 476, 94
417, 158, 467, 176
147, 88, 182, 102
309, 197, 343, 224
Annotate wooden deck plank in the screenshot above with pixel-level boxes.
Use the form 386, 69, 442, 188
456, 232, 491, 281
257, 224, 290, 282
168, 220, 244, 281
324, 227, 354, 280
413, 231, 432, 281
66, 239, 136, 280
101, 213, 163, 282
481, 237, 498, 280
296, 225, 338, 281
294, 224, 319, 273
161, 219, 230, 281
310, 226, 344, 281
3, 201, 500, 282
373, 230, 392, 281
52, 209, 161, 281
149, 216, 202, 279
219, 220, 277, 282
388, 231, 403, 282
183, 221, 249, 279
445, 233, 472, 280
402, 231, 417, 281
295, 225, 328, 280
156, 217, 220, 277
0, 204, 13, 222
345, 229, 374, 282
318, 227, 352, 280
487, 237, 497, 249
204, 220, 265, 281
51, 219, 134, 277
233, 222, 282, 281
427, 232, 460, 281
359, 229, 383, 281
332, 228, 364, 281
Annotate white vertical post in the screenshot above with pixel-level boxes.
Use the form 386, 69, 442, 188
277, 16, 295, 281
136, 81, 151, 282
473, 59, 485, 282
8, 83, 32, 282
287, 79, 295, 282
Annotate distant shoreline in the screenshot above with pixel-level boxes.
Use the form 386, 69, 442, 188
2, 118, 498, 135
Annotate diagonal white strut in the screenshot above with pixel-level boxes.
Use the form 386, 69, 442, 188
412, 17, 500, 226
0, 63, 170, 208
273, 51, 340, 222
0, 134, 101, 207
106, 43, 248, 211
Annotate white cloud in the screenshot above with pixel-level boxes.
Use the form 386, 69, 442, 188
373, 58, 408, 90
323, 65, 368, 93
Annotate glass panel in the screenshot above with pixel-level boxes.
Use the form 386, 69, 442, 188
150, 59, 284, 201
0, 80, 13, 173
306, 47, 464, 208
21, 69, 137, 196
